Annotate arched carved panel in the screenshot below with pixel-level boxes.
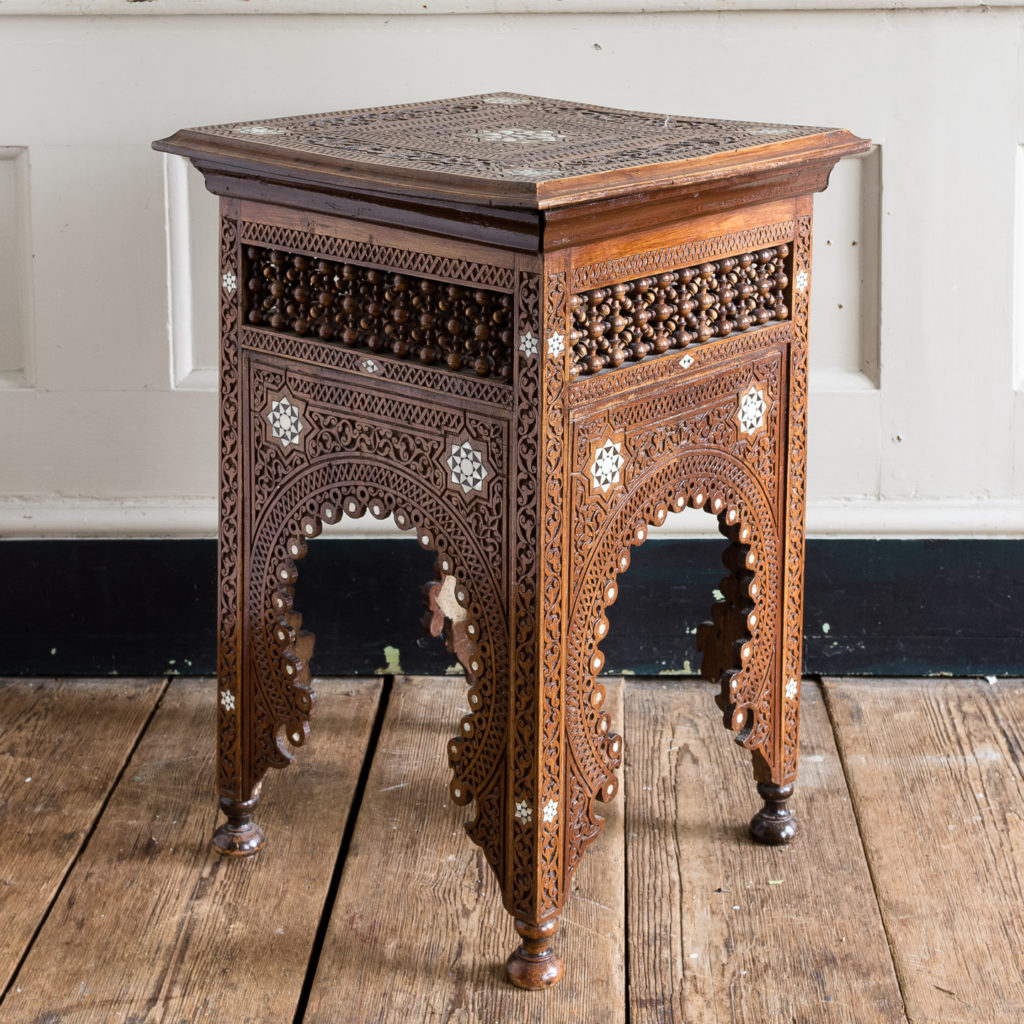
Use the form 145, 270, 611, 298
561, 449, 780, 883
223, 349, 514, 874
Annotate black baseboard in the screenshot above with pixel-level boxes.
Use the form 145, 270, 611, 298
3, 538, 1021, 678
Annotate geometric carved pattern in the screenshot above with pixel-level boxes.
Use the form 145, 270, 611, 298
571, 221, 796, 291
267, 394, 303, 448
240, 327, 513, 411
736, 383, 768, 437
191, 93, 822, 183
242, 220, 515, 291
447, 439, 489, 495
590, 439, 625, 494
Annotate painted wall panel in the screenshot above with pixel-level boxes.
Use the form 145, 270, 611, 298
0, 8, 1019, 537
0, 147, 33, 387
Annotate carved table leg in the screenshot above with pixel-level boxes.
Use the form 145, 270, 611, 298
212, 204, 267, 858
212, 792, 264, 857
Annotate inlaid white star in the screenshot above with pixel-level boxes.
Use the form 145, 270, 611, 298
514, 799, 532, 824
542, 799, 558, 823
267, 396, 303, 448
447, 440, 489, 494
473, 127, 565, 144
220, 689, 235, 711
795, 270, 809, 292
519, 331, 538, 358
221, 271, 237, 294
547, 331, 565, 358
786, 678, 799, 700
737, 384, 768, 436
234, 124, 285, 136
591, 439, 625, 493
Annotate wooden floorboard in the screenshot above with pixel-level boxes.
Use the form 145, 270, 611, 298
0, 677, 166, 996
0, 677, 381, 1024
825, 677, 1024, 1024
10, 674, 1024, 1024
626, 679, 907, 1024
301, 675, 627, 1024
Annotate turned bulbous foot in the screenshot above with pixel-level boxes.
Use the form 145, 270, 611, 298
212, 794, 265, 857
506, 917, 564, 989
749, 781, 797, 846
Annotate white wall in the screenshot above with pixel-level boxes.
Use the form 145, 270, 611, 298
0, 4, 1021, 538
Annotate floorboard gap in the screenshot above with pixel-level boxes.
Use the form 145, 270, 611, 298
290, 673, 395, 1024
820, 678, 912, 1023
0, 674, 173, 1008
623, 681, 632, 1024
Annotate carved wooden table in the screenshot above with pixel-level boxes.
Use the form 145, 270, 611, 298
153, 95, 867, 989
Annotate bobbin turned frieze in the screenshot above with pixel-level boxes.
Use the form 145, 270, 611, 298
154, 93, 867, 989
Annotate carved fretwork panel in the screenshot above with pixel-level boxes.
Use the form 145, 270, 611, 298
244, 245, 515, 380
779, 214, 813, 786
568, 244, 791, 377
216, 203, 243, 799
564, 338, 785, 857
230, 342, 514, 874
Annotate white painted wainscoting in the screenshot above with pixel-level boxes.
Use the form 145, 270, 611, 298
0, 5, 1021, 539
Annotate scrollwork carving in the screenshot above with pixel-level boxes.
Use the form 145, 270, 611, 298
217, 207, 242, 797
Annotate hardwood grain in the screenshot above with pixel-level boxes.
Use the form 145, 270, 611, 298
302, 675, 626, 1023
626, 679, 906, 1023
0, 677, 380, 1024
0, 678, 166, 995
825, 677, 1024, 1024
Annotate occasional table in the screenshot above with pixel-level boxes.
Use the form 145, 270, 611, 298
153, 95, 867, 989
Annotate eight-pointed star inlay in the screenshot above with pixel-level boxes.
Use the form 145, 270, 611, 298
737, 384, 768, 437
590, 439, 625, 494
267, 395, 303, 448
447, 440, 489, 494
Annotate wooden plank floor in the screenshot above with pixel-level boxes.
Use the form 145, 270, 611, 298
0, 676, 1022, 1022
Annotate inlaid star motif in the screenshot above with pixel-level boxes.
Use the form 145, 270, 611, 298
220, 689, 236, 711
506, 167, 554, 180
221, 271, 237, 294
447, 440, 489, 494
547, 331, 565, 358
472, 127, 566, 144
267, 396, 303, 448
514, 799, 532, 824
359, 358, 380, 374
591, 439, 625, 493
795, 270, 809, 292
519, 331, 538, 358
786, 678, 799, 700
543, 799, 558, 824
234, 124, 285, 136
737, 384, 768, 436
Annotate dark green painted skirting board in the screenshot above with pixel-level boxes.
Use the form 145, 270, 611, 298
2, 539, 1020, 678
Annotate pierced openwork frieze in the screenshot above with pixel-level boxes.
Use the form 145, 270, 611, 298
568, 245, 791, 377
245, 246, 515, 381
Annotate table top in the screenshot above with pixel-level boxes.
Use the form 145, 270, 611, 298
153, 93, 867, 212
